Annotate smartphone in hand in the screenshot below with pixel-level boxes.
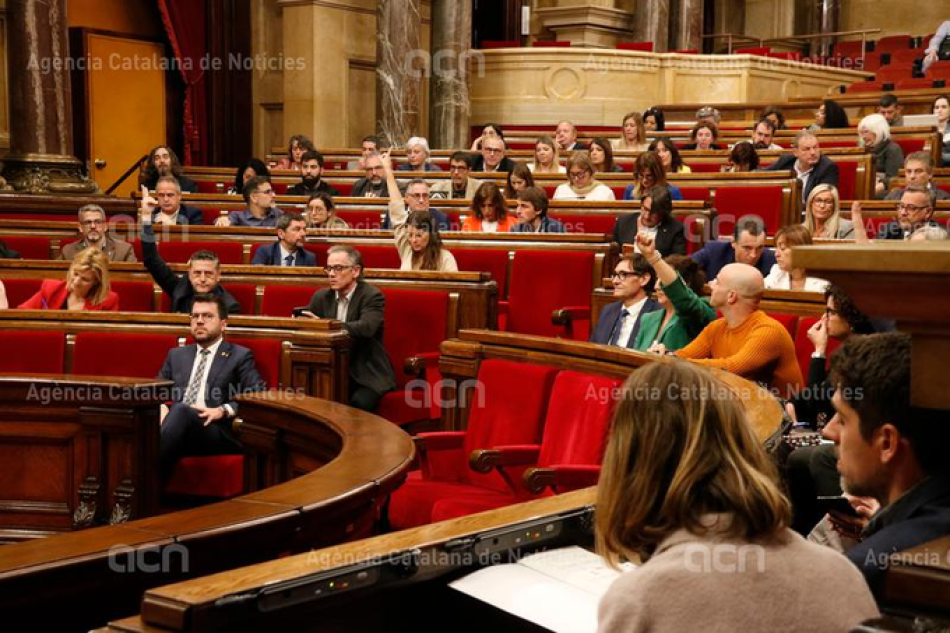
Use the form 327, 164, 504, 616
817, 496, 860, 518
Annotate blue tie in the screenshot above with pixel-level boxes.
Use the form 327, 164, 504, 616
284, 253, 294, 267
609, 309, 630, 346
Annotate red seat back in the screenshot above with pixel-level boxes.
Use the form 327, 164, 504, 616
713, 186, 784, 235
875, 35, 913, 54
678, 186, 710, 201
259, 285, 314, 317
463, 360, 559, 491
890, 48, 926, 65
225, 283, 258, 315
226, 337, 283, 388
201, 208, 225, 225
847, 80, 884, 93
72, 332, 179, 378
532, 41, 571, 48
507, 250, 594, 338
111, 281, 155, 312
895, 78, 935, 91
875, 64, 915, 83
794, 316, 843, 383
555, 213, 617, 235
734, 46, 770, 56
1, 237, 50, 259
357, 245, 402, 269
616, 42, 653, 52
767, 312, 799, 339
382, 289, 450, 389
481, 40, 520, 49
4, 278, 43, 307
304, 243, 331, 264
0, 330, 65, 373
835, 160, 857, 200
160, 241, 244, 265
336, 209, 385, 230
453, 248, 510, 298
538, 371, 621, 469
893, 138, 924, 157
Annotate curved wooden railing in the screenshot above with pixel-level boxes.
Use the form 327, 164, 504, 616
0, 381, 414, 632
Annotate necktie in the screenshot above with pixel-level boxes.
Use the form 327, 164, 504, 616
608, 309, 630, 346
184, 349, 211, 405
284, 253, 294, 267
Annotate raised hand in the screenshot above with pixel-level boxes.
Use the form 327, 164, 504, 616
636, 232, 657, 259
139, 185, 157, 222
807, 315, 828, 355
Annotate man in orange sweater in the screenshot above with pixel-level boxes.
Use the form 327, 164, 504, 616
678, 263, 802, 399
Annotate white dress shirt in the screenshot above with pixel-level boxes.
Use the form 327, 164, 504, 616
615, 296, 649, 347
336, 286, 357, 322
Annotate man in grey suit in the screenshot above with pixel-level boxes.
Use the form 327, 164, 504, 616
302, 245, 396, 411
58, 204, 137, 262
158, 293, 264, 479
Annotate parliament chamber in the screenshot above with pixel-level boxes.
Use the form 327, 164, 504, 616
0, 0, 948, 631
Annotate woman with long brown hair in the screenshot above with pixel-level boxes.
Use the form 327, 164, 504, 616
462, 182, 517, 232
596, 361, 878, 632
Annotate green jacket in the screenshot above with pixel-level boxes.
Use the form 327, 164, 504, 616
633, 275, 716, 351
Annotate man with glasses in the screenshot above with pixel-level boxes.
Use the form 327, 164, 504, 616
431, 152, 483, 199
216, 176, 283, 228
876, 185, 939, 240
590, 254, 661, 348
884, 152, 950, 202
471, 136, 515, 173
381, 179, 450, 230
58, 204, 137, 261
351, 152, 390, 198
346, 135, 380, 171
300, 245, 396, 411
149, 176, 204, 226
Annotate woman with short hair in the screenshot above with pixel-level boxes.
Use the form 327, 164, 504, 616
764, 225, 830, 291
726, 142, 760, 172
682, 122, 723, 151
397, 136, 442, 172
858, 113, 903, 195
19, 247, 119, 311
553, 153, 616, 201
595, 360, 879, 633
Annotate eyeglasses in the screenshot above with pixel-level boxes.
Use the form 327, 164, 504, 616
324, 265, 355, 274
407, 193, 430, 200
483, 148, 503, 154
812, 198, 835, 207
612, 270, 642, 280
81, 219, 105, 226
897, 203, 931, 213
568, 171, 589, 179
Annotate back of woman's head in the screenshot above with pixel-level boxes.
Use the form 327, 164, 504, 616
596, 361, 789, 565
665, 255, 705, 294
776, 224, 813, 247
729, 142, 760, 171
823, 99, 849, 128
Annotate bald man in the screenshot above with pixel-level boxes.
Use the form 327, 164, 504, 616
678, 263, 802, 398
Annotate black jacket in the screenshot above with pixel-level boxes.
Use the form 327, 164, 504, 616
286, 180, 340, 197
612, 214, 687, 256
765, 154, 839, 205
470, 156, 517, 173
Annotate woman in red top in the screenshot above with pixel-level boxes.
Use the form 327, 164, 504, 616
19, 247, 119, 311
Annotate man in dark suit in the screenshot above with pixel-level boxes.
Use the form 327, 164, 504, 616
555, 120, 588, 151
590, 253, 661, 348
691, 216, 776, 281
764, 130, 838, 208
302, 245, 396, 411
158, 293, 264, 479
470, 136, 516, 173
250, 212, 316, 267
613, 186, 687, 256
150, 176, 204, 225
822, 333, 950, 600
286, 150, 340, 197
139, 187, 242, 314
58, 204, 137, 262
874, 186, 939, 240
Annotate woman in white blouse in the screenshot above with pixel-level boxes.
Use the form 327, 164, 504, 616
764, 225, 829, 292
553, 153, 616, 201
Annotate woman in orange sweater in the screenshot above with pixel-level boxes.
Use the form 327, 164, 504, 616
19, 247, 119, 311
461, 182, 517, 233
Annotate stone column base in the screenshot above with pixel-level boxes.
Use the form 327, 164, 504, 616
534, 5, 634, 49
1, 154, 99, 195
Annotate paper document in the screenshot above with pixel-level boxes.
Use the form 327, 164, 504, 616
449, 546, 636, 633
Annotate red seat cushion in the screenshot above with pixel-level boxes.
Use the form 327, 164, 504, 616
506, 250, 595, 339
356, 245, 402, 270
481, 40, 520, 49
0, 330, 65, 373
767, 312, 799, 339
678, 186, 710, 201
201, 208, 225, 225
336, 209, 385, 230
734, 46, 770, 56
72, 332, 179, 378
847, 81, 884, 93
875, 64, 915, 83
895, 78, 935, 91
164, 455, 244, 498
713, 186, 784, 235
111, 281, 155, 312
554, 214, 617, 235
260, 285, 314, 317
3, 278, 42, 307
453, 249, 511, 298
616, 42, 653, 52
532, 41, 571, 48
875, 35, 913, 54
893, 138, 924, 157
890, 48, 926, 65
160, 241, 244, 265
227, 337, 282, 388
1, 237, 50, 259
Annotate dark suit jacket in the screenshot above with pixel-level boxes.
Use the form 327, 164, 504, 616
152, 205, 204, 225
286, 180, 340, 197
470, 156, 517, 173
351, 178, 390, 198
141, 223, 242, 314
590, 298, 662, 348
159, 340, 265, 413
691, 240, 776, 281
251, 242, 317, 267
612, 214, 687, 256
307, 282, 396, 396
765, 154, 839, 204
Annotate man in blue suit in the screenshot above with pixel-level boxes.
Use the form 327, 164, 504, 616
250, 212, 316, 267
691, 216, 776, 281
158, 293, 265, 479
590, 253, 662, 349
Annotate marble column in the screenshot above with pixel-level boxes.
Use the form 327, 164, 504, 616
377, 0, 423, 148
633, 0, 669, 53
429, 0, 472, 150
813, 0, 840, 58
1, 0, 97, 193
671, 0, 704, 52
713, 0, 745, 52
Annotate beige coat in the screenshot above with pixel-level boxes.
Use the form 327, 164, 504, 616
429, 177, 483, 200
59, 237, 137, 262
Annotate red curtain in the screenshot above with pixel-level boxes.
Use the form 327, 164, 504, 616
156, 0, 207, 166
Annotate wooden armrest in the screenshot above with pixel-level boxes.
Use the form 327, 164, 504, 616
469, 445, 541, 473
524, 465, 600, 494
551, 306, 591, 326
404, 352, 440, 376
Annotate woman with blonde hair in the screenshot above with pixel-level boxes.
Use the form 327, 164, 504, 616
19, 247, 119, 310
803, 184, 854, 239
596, 361, 879, 632
612, 111, 649, 151
462, 182, 517, 232
528, 135, 565, 174
764, 225, 830, 292
553, 152, 616, 201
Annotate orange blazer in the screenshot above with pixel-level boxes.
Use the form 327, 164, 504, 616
18, 279, 120, 311
460, 214, 517, 232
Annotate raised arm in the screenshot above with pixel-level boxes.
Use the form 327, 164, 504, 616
849, 201, 870, 244
138, 186, 180, 297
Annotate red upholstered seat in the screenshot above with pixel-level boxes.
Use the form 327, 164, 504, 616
713, 186, 784, 235
876, 35, 913, 54
0, 330, 65, 373
481, 40, 520, 49
616, 42, 653, 52
260, 285, 314, 317
794, 317, 842, 384
164, 454, 245, 498
388, 359, 559, 529
304, 243, 331, 264
767, 312, 799, 339
685, 162, 721, 173
357, 245, 402, 269
505, 250, 595, 340
226, 283, 258, 315
454, 248, 510, 298
834, 160, 857, 200
890, 48, 926, 65
847, 80, 884, 93
111, 281, 156, 312
226, 337, 282, 388
555, 213, 617, 235
875, 64, 915, 83
893, 138, 925, 157
678, 186, 710, 201
160, 241, 244, 265
272, 182, 290, 195
834, 40, 866, 60
195, 180, 227, 194
532, 41, 571, 48
336, 209, 385, 230
377, 289, 451, 426
895, 78, 935, 91
734, 46, 770, 56
3, 278, 42, 307
333, 182, 354, 196
201, 208, 225, 225
926, 60, 950, 77
1, 236, 50, 259
72, 332, 179, 378
927, 66, 950, 82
